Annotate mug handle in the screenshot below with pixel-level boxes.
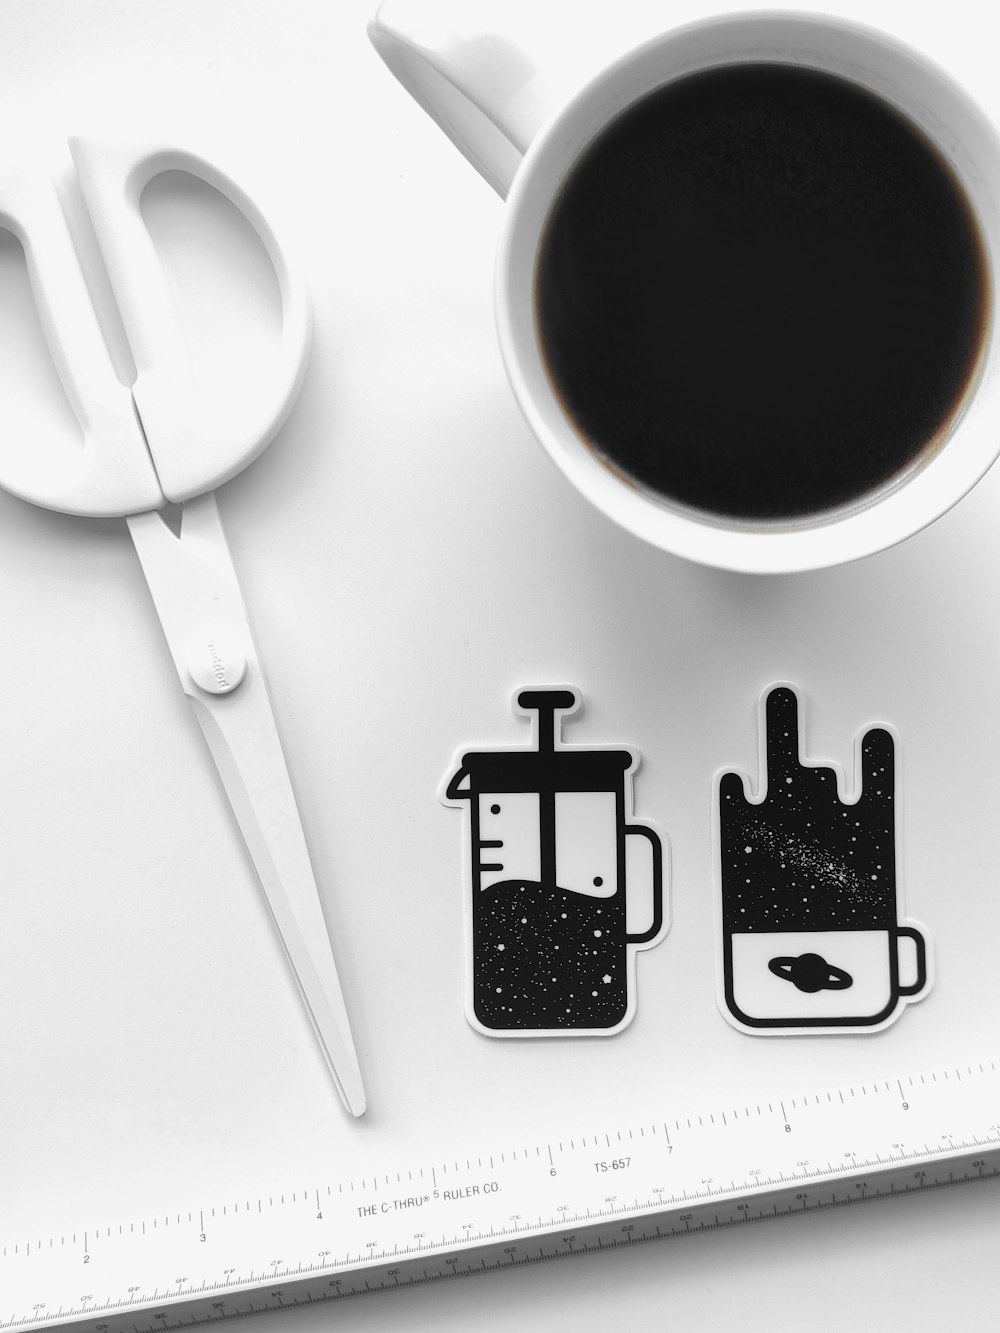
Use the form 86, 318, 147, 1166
624, 823, 664, 945
895, 925, 927, 997
369, 0, 553, 197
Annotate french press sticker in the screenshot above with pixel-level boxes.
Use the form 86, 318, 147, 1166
716, 683, 932, 1033
442, 687, 668, 1037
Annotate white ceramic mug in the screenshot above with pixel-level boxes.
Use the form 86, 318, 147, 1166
370, 3, 1000, 573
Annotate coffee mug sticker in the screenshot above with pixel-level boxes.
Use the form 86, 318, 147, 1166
442, 687, 669, 1037
716, 683, 932, 1034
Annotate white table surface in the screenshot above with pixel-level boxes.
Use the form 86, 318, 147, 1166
1, 1, 999, 1329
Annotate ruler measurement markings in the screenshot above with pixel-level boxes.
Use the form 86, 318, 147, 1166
6, 1063, 998, 1330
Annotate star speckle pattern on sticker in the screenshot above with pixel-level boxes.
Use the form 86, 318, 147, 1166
473, 881, 626, 1029
720, 687, 896, 933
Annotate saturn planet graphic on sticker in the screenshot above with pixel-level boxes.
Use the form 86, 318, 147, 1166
768, 952, 853, 993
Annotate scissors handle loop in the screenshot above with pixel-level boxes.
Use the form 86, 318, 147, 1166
0, 162, 162, 514
71, 139, 312, 506
0, 141, 310, 516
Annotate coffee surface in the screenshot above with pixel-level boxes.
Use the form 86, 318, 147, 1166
535, 64, 989, 522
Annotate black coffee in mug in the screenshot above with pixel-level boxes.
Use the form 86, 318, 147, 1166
535, 63, 990, 523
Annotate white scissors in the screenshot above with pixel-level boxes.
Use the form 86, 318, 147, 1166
0, 139, 366, 1117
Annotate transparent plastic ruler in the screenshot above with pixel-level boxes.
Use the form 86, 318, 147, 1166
4, 1059, 998, 1332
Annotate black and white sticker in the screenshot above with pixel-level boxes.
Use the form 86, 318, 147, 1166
443, 687, 668, 1037
716, 683, 932, 1033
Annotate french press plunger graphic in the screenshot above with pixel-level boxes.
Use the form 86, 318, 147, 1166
443, 688, 667, 1036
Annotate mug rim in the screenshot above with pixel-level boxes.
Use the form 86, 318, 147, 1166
495, 9, 1000, 573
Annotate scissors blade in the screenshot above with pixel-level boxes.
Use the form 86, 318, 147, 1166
126, 493, 366, 1117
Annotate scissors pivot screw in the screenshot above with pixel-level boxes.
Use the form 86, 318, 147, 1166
188, 631, 248, 695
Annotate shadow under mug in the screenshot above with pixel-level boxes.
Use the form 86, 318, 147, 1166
371, 6, 1000, 572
